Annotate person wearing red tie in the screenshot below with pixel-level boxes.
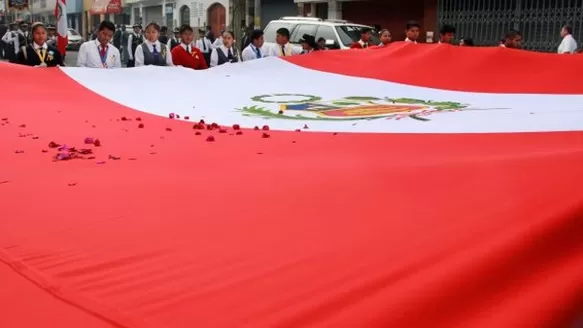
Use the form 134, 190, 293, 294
350, 27, 373, 49
77, 20, 122, 68
171, 24, 208, 70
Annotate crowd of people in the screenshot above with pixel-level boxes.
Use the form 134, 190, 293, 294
0, 18, 579, 69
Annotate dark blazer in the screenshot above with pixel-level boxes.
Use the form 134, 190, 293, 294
17, 44, 63, 67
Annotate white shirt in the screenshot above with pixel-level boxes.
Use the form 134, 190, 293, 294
269, 42, 301, 57
242, 44, 267, 61
405, 38, 418, 44
558, 34, 577, 54
77, 40, 122, 69
196, 38, 212, 53
210, 45, 238, 67
2, 30, 24, 53
212, 37, 223, 49
134, 40, 173, 67
126, 33, 142, 60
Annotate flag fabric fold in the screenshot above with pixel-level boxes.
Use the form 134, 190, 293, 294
0, 43, 582, 328
54, 0, 68, 57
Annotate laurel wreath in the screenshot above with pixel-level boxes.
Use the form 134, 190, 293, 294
251, 94, 322, 104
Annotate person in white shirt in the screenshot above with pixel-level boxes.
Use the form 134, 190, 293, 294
126, 23, 144, 67
269, 27, 301, 57
196, 28, 213, 66
241, 29, 268, 61
2, 22, 22, 62
134, 22, 173, 67
558, 24, 577, 54
404, 21, 420, 44
210, 30, 239, 67
77, 20, 121, 69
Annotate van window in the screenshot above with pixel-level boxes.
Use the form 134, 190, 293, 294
263, 22, 296, 43
290, 24, 317, 43
315, 25, 337, 43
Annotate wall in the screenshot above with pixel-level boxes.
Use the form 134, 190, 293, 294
173, 0, 229, 28
67, 0, 83, 13
342, 0, 437, 42
261, 0, 297, 28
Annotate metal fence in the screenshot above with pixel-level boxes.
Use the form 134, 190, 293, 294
438, 0, 583, 52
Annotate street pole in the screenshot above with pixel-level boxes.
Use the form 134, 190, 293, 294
253, 0, 259, 29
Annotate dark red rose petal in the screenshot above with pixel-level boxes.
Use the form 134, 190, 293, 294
262, 125, 270, 131
1, 118, 7, 121
84, 137, 95, 144
333, 132, 338, 135
94, 139, 101, 147
294, 129, 301, 132
78, 149, 93, 155
232, 124, 240, 130
108, 155, 121, 160
206, 135, 215, 142
176, 114, 180, 119
184, 116, 190, 120
68, 182, 77, 187
166, 127, 172, 132
206, 124, 213, 130
195, 131, 202, 135
41, 150, 48, 153
303, 124, 309, 129
49, 141, 60, 148
14, 150, 24, 154
32, 136, 39, 140
18, 124, 26, 128
96, 161, 106, 164
199, 119, 205, 124
169, 113, 175, 119
136, 117, 142, 121
219, 129, 227, 133
138, 123, 144, 129
236, 131, 243, 135
253, 126, 259, 131
121, 116, 128, 121
262, 132, 270, 139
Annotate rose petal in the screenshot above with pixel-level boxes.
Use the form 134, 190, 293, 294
176, 114, 181, 119
94, 139, 101, 147
18, 124, 26, 128
121, 116, 128, 121
166, 127, 172, 132
219, 129, 227, 133
278, 110, 284, 114
184, 116, 190, 120
169, 113, 175, 119
253, 126, 259, 131
206, 135, 215, 142
262, 125, 270, 131
236, 131, 243, 135
84, 137, 95, 144
232, 124, 240, 130
48, 141, 60, 148
262, 132, 270, 139
108, 155, 121, 160
136, 117, 142, 121
199, 119, 205, 124
294, 129, 301, 132
303, 124, 309, 129
138, 123, 144, 129
195, 131, 202, 135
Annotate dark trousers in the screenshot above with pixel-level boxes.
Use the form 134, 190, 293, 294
127, 59, 135, 68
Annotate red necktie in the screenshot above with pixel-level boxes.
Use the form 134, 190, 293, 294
99, 46, 107, 58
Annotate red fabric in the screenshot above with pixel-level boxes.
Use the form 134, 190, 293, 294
171, 45, 208, 70
1, 43, 583, 328
349, 40, 367, 49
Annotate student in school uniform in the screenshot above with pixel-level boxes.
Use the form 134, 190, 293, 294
126, 23, 144, 67
404, 21, 421, 43
17, 22, 63, 67
171, 24, 207, 70
378, 29, 391, 46
2, 21, 22, 63
46, 24, 57, 47
241, 29, 267, 61
269, 28, 301, 57
209, 31, 239, 67
134, 22, 173, 66
300, 34, 319, 54
167, 27, 181, 50
196, 27, 213, 66
350, 27, 373, 49
77, 20, 121, 69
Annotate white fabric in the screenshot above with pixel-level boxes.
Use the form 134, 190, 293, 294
134, 40, 173, 67
212, 37, 223, 49
77, 40, 122, 69
241, 44, 268, 61
558, 34, 577, 54
2, 30, 24, 53
60, 57, 583, 134
405, 38, 418, 44
33, 43, 48, 50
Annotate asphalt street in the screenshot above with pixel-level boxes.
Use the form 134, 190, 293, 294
63, 50, 78, 66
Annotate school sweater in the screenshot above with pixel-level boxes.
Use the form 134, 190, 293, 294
171, 43, 208, 70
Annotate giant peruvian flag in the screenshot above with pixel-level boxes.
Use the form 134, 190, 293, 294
0, 43, 582, 328
54, 0, 68, 56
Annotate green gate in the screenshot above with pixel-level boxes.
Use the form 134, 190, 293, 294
438, 0, 583, 52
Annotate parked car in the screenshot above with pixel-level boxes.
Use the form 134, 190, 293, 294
67, 28, 84, 51
263, 17, 379, 51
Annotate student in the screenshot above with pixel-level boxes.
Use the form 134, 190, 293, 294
2, 21, 22, 63
158, 25, 169, 45
46, 24, 57, 47
300, 34, 319, 54
196, 27, 213, 65
17, 22, 63, 67
459, 37, 474, 46
501, 30, 522, 49
168, 27, 181, 50
209, 30, 239, 67
171, 24, 207, 70
77, 20, 121, 69
558, 24, 577, 54
126, 23, 143, 67
378, 29, 391, 46
134, 22, 173, 66
438, 24, 456, 44
241, 29, 267, 61
405, 21, 421, 43
317, 37, 327, 50
350, 27, 372, 49
270, 27, 300, 57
